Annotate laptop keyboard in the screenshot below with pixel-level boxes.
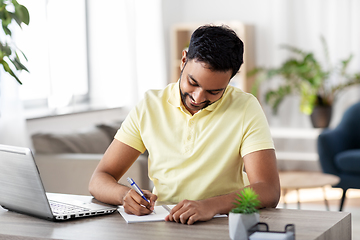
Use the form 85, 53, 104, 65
50, 200, 90, 214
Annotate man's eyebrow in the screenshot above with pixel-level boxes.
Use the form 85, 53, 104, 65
188, 74, 225, 92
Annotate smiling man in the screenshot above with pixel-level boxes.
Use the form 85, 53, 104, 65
89, 25, 280, 225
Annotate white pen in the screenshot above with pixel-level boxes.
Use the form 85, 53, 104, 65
162, 204, 171, 213
127, 177, 155, 213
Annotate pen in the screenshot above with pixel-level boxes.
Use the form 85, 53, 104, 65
127, 177, 155, 213
162, 204, 171, 213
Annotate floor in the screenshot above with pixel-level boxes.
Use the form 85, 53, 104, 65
277, 187, 360, 239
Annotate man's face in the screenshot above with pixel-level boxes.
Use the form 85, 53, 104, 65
179, 52, 232, 115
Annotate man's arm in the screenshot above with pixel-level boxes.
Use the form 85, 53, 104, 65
165, 149, 280, 224
89, 139, 157, 215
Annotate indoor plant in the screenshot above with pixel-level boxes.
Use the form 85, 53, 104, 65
251, 36, 360, 128
0, 0, 29, 84
229, 187, 261, 240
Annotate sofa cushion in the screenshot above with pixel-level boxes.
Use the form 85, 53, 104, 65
335, 149, 360, 174
96, 121, 122, 140
32, 127, 112, 154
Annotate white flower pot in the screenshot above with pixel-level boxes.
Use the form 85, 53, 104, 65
229, 212, 260, 240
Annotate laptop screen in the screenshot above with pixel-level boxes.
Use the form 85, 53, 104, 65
0, 144, 54, 220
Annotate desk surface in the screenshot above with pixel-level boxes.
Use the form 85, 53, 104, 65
0, 194, 351, 240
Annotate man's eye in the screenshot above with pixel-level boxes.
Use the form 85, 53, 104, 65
189, 80, 198, 86
208, 91, 221, 95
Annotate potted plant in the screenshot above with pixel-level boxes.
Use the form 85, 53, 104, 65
0, 0, 30, 85
250, 36, 360, 128
229, 187, 261, 240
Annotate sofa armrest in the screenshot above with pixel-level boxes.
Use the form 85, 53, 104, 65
35, 154, 151, 196
317, 128, 351, 175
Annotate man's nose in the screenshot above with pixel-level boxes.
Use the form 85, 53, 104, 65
192, 88, 206, 103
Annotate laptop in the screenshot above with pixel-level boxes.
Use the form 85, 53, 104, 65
0, 144, 118, 221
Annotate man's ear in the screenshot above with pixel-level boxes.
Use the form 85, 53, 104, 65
180, 50, 187, 71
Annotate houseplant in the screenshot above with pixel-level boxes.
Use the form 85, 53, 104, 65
229, 187, 261, 240
0, 0, 30, 85
251, 36, 360, 128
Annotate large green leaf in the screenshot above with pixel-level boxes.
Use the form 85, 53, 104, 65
0, 59, 22, 84
0, 42, 12, 56
10, 57, 28, 72
13, 1, 30, 26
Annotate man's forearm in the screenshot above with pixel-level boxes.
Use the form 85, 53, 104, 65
204, 182, 280, 216
89, 172, 131, 206
249, 182, 280, 208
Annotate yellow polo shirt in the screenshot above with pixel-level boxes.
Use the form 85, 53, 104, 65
115, 81, 274, 203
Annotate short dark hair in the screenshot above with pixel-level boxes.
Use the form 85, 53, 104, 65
186, 25, 244, 79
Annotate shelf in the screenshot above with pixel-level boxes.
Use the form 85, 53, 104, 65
276, 152, 318, 161
270, 128, 323, 139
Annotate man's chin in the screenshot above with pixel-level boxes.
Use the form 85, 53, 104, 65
187, 103, 204, 113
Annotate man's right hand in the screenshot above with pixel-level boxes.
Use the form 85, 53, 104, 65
122, 189, 157, 215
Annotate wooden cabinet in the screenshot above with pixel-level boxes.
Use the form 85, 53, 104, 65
170, 21, 255, 92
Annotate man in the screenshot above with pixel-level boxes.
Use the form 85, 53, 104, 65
89, 25, 280, 225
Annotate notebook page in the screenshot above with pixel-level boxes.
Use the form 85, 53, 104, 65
118, 205, 175, 223
118, 204, 227, 223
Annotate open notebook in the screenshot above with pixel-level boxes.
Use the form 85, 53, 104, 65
118, 205, 175, 223
118, 204, 227, 223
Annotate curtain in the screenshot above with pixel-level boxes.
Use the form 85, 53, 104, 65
0, 71, 31, 147
87, 0, 167, 108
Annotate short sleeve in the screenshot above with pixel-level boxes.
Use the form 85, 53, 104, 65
240, 96, 274, 157
114, 102, 147, 153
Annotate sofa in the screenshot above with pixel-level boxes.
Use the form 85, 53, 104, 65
32, 122, 151, 196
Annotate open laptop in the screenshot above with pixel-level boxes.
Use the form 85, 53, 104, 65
0, 144, 117, 221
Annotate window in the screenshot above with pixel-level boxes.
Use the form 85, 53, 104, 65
17, 0, 166, 116
18, 0, 88, 110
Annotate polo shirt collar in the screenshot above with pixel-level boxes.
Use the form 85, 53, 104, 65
168, 80, 225, 113
168, 80, 182, 108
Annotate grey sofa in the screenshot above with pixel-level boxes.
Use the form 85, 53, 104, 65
32, 122, 151, 196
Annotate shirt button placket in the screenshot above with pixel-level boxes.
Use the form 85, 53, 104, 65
185, 118, 195, 153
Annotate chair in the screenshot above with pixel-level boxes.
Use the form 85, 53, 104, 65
317, 101, 360, 211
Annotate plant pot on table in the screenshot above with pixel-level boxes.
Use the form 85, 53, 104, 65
229, 212, 260, 240
310, 105, 332, 128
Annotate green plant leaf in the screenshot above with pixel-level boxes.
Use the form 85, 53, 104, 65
230, 188, 261, 214
0, 59, 22, 84
0, 41, 12, 56
265, 84, 292, 114
0, 0, 29, 84
280, 44, 306, 57
2, 24, 11, 35
13, 2, 30, 26
340, 54, 353, 76
10, 56, 28, 72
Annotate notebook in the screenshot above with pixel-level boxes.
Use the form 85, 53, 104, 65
0, 144, 118, 221
118, 205, 176, 223
118, 204, 228, 223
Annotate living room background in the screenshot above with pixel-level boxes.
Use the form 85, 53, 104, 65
1, 0, 360, 147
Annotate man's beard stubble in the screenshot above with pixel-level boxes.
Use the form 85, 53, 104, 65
179, 87, 211, 111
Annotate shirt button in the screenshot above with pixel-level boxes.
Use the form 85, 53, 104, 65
187, 135, 192, 140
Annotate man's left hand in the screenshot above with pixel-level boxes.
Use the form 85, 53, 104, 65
164, 199, 216, 225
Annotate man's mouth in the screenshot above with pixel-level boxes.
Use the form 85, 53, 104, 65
189, 98, 203, 107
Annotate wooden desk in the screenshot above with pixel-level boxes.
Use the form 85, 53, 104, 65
0, 194, 351, 240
